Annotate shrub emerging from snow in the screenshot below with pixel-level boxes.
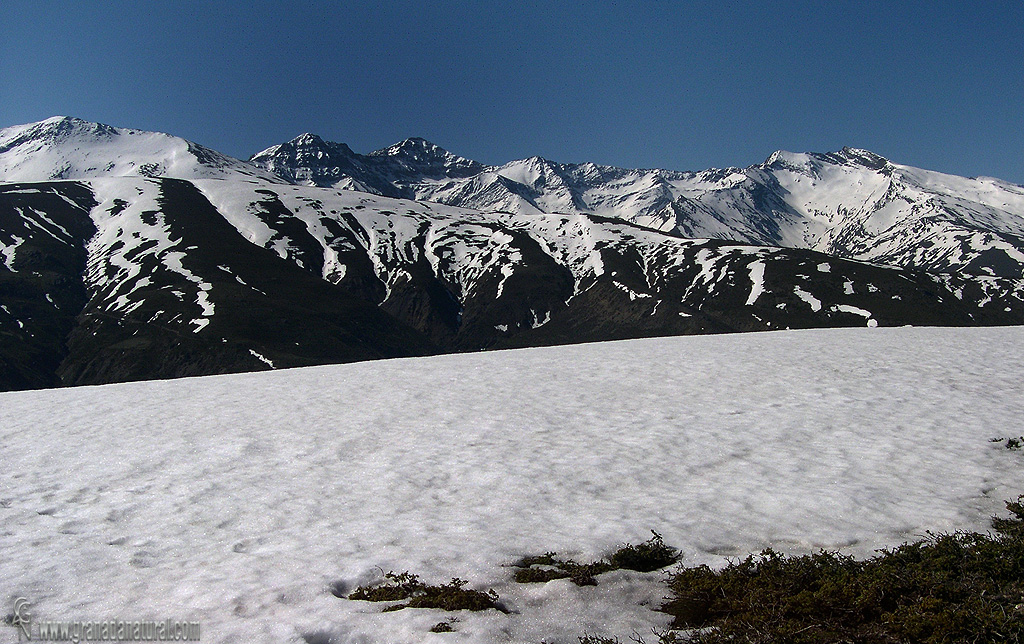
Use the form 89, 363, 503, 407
513, 552, 615, 586
347, 570, 425, 602
990, 436, 1024, 451
429, 618, 458, 633
515, 532, 682, 586
348, 571, 501, 612
608, 531, 681, 573
576, 635, 623, 644
663, 498, 1024, 643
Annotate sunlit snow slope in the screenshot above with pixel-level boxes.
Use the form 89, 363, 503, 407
2, 327, 1023, 643
0, 116, 282, 183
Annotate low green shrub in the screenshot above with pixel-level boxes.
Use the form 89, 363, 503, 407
575, 628, 682, 644
515, 532, 681, 586
348, 570, 424, 602
512, 551, 615, 586
608, 531, 681, 572
577, 635, 621, 644
402, 578, 500, 612
348, 571, 501, 612
429, 618, 458, 632
662, 497, 1024, 643
989, 436, 1024, 450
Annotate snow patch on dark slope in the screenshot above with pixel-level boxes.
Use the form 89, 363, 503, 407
58, 178, 436, 388
0, 182, 96, 389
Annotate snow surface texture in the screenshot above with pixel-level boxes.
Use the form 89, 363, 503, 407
2, 327, 1024, 643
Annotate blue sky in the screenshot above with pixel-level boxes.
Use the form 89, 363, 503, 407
2, 1, 1022, 182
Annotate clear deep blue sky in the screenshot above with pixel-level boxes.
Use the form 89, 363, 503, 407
2, 1, 1022, 182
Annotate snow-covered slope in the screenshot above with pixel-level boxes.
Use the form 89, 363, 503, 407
253, 135, 1024, 278
0, 116, 283, 183
2, 327, 1022, 643
749, 149, 1024, 275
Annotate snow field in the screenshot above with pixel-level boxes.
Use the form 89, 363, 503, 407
1, 326, 1023, 643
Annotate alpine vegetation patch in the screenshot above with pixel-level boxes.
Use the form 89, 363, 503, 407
346, 571, 503, 613
661, 498, 1024, 643
514, 532, 681, 586
990, 436, 1024, 451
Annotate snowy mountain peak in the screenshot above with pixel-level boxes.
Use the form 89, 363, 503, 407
367, 137, 484, 179
495, 156, 567, 190
763, 147, 890, 172
5, 116, 119, 145
763, 149, 795, 166
371, 136, 445, 157
828, 147, 890, 171
0, 117, 107, 157
0, 116, 282, 183
262, 132, 357, 159
286, 132, 329, 151
371, 137, 474, 165
248, 134, 363, 187
294, 132, 325, 144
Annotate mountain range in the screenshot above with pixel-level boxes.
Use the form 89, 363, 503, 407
251, 131, 1024, 278
2, 116, 1023, 391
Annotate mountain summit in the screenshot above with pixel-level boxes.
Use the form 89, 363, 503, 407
250, 134, 484, 194
369, 136, 484, 179
0, 117, 281, 183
